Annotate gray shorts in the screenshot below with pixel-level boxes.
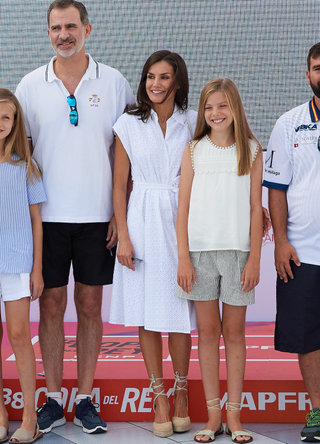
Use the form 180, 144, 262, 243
176, 250, 255, 306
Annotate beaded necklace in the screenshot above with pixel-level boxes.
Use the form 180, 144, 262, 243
206, 134, 236, 150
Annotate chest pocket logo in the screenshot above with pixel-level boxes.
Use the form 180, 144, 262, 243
89, 95, 100, 107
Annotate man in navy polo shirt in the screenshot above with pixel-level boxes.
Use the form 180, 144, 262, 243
264, 42, 320, 442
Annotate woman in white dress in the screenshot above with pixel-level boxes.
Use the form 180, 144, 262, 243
110, 50, 197, 438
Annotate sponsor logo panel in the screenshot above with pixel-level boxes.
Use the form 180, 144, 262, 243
2, 383, 311, 422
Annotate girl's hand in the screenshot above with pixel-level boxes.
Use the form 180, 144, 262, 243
117, 237, 135, 271
177, 258, 196, 294
241, 258, 260, 293
30, 269, 44, 301
262, 207, 271, 237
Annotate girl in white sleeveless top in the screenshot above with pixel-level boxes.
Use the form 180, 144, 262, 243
176, 79, 263, 443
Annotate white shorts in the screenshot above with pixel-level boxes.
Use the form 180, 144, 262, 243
0, 273, 31, 302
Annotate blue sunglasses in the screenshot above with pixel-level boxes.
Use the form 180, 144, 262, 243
67, 95, 78, 126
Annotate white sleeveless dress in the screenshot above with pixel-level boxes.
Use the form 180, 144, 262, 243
109, 108, 198, 333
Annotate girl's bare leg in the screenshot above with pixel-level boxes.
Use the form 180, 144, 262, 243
5, 298, 37, 438
194, 300, 222, 443
0, 315, 9, 431
222, 303, 250, 443
168, 332, 191, 418
139, 327, 170, 424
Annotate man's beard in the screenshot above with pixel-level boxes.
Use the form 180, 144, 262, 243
310, 79, 320, 99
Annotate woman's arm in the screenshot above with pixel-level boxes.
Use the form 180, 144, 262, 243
113, 135, 135, 270
241, 147, 263, 293
29, 203, 44, 301
176, 145, 196, 294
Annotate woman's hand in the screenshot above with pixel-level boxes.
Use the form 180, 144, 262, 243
117, 237, 135, 271
177, 258, 196, 294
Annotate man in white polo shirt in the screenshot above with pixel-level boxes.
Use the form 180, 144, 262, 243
264, 42, 320, 442
15, 0, 134, 435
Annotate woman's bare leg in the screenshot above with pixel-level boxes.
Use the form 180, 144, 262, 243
168, 332, 191, 418
139, 327, 170, 424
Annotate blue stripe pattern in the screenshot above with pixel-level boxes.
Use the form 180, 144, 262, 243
0, 159, 46, 273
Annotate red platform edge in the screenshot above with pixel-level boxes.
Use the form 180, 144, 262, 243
2, 322, 307, 423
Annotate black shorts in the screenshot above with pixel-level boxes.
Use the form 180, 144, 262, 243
42, 222, 116, 288
275, 261, 320, 354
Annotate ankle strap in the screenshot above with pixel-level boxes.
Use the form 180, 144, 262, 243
173, 371, 188, 394
206, 398, 221, 410
227, 401, 241, 412
147, 374, 165, 396
148, 374, 168, 413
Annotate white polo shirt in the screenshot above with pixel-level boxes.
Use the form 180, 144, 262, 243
16, 54, 134, 223
263, 98, 320, 265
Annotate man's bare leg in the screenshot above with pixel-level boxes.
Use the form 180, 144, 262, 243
74, 283, 103, 395
39, 287, 67, 393
299, 350, 320, 408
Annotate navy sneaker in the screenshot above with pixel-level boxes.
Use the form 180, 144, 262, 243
37, 397, 66, 433
74, 397, 107, 434
301, 408, 320, 441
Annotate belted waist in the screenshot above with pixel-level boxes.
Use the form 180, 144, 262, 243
134, 178, 180, 193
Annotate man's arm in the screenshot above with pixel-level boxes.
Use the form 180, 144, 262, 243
269, 188, 300, 283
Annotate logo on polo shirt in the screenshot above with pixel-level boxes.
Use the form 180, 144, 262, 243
295, 124, 317, 132
89, 95, 100, 107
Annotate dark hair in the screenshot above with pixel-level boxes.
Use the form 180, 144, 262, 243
307, 43, 320, 70
47, 0, 89, 26
126, 50, 189, 122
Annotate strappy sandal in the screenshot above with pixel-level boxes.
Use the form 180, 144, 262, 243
194, 398, 224, 443
225, 401, 253, 443
0, 426, 8, 443
172, 371, 191, 433
147, 374, 173, 438
9, 423, 42, 443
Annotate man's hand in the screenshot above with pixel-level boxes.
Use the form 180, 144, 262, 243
275, 240, 300, 283
106, 216, 117, 249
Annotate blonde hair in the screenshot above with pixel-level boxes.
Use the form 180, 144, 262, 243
0, 88, 41, 183
194, 78, 259, 176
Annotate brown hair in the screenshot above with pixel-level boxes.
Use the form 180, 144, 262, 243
126, 50, 189, 122
0, 89, 41, 183
194, 78, 258, 176
307, 42, 320, 71
47, 0, 89, 26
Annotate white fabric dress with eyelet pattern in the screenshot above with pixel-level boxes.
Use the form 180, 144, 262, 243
109, 107, 197, 333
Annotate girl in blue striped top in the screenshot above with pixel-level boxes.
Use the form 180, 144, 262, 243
0, 89, 46, 443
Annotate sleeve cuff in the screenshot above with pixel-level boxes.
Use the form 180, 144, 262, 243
262, 180, 288, 190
